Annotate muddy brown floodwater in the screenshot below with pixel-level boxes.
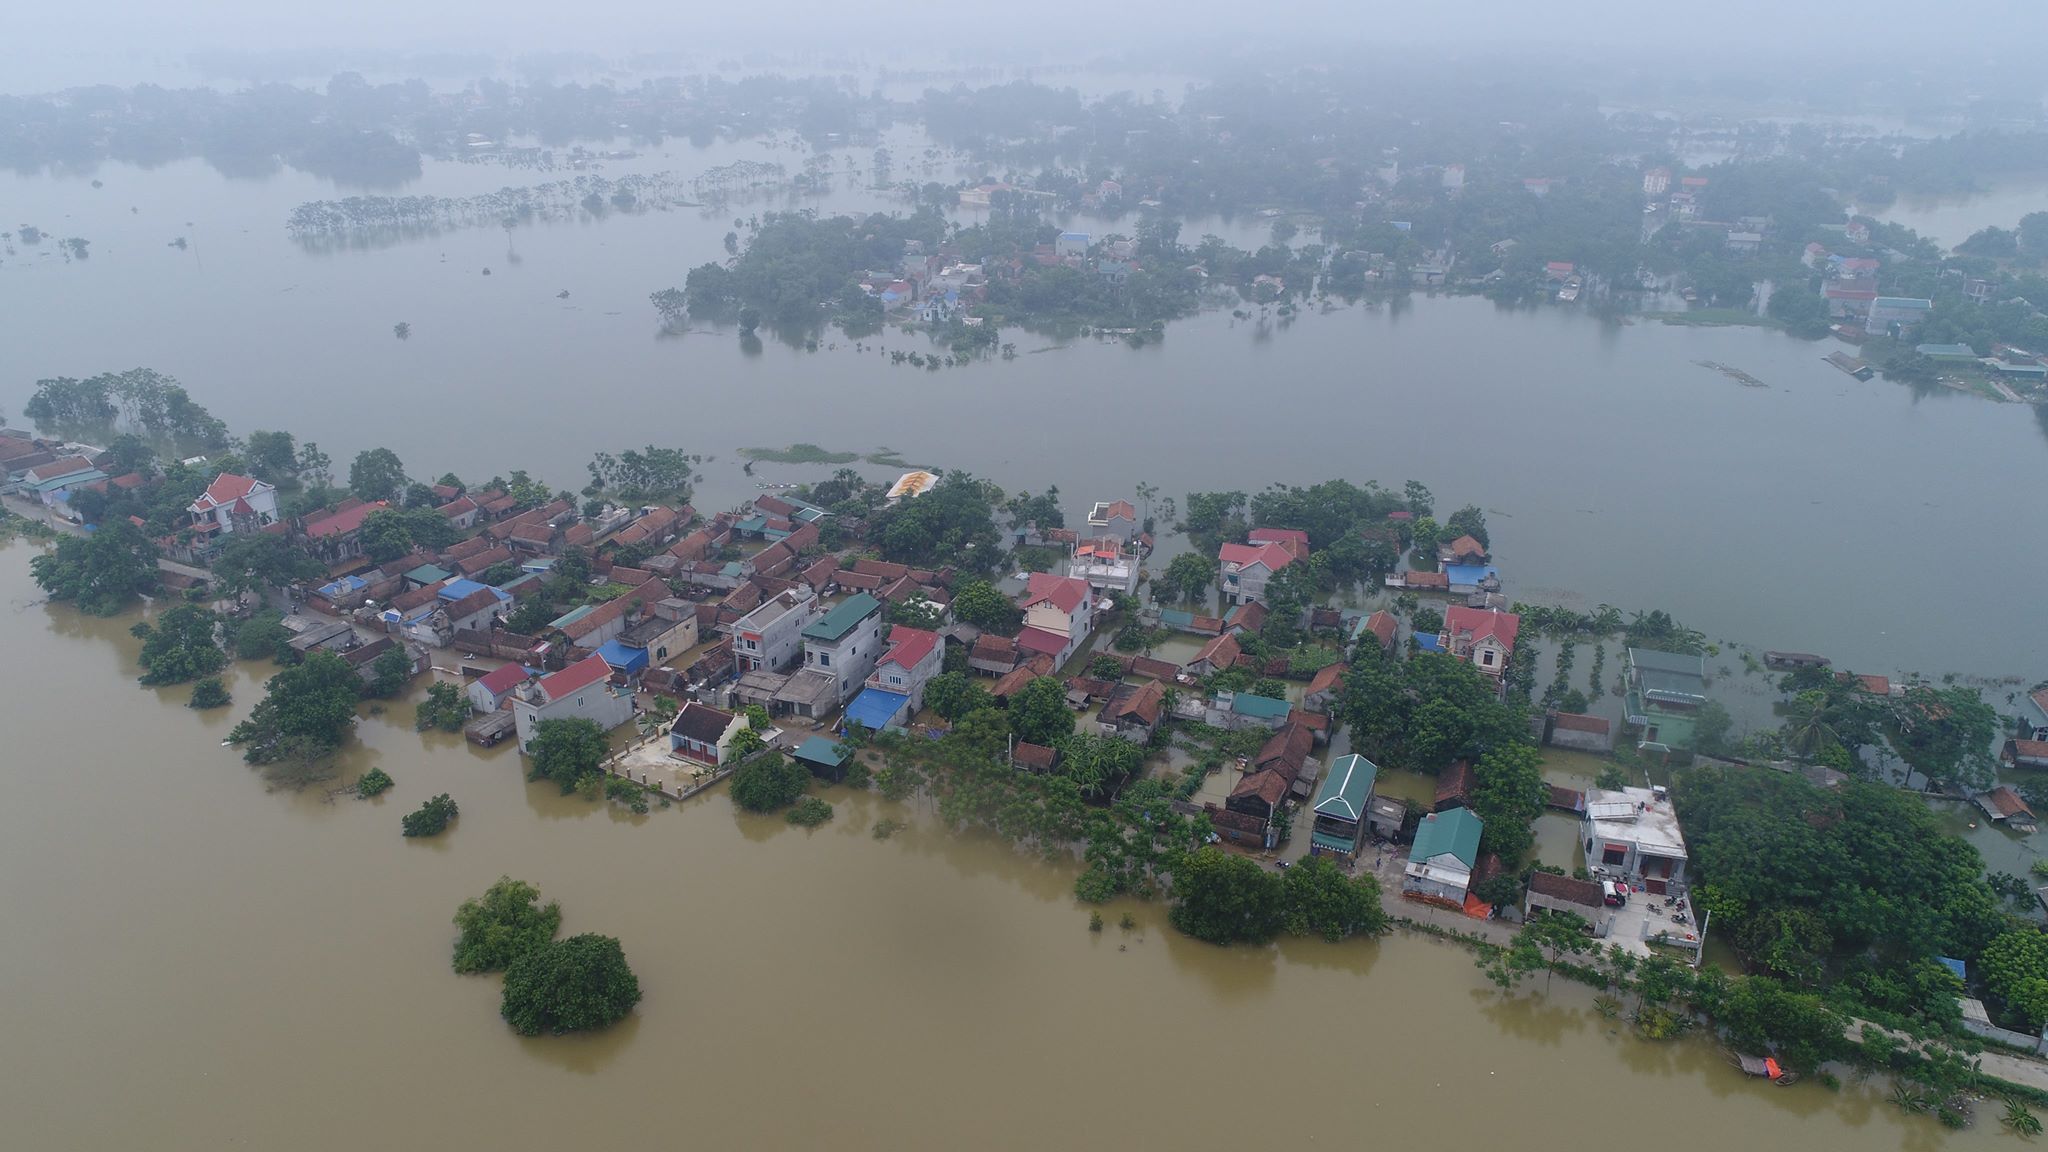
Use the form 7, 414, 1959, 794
0, 540, 2001, 1149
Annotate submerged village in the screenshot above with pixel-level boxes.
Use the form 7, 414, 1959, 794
9, 402, 2048, 1121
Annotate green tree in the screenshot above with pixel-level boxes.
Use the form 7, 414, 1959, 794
243, 430, 301, 484
1009, 676, 1076, 746
401, 793, 458, 837
414, 680, 468, 730
526, 717, 610, 794
1170, 847, 1286, 945
229, 609, 293, 661
1155, 551, 1215, 604
1983, 930, 2048, 1032
1442, 505, 1489, 549
29, 521, 157, 615
354, 766, 393, 797
227, 650, 361, 768
131, 604, 226, 685
923, 671, 990, 721
1282, 855, 1389, 942
348, 447, 407, 502
211, 533, 323, 597
500, 934, 641, 1036
1053, 731, 1142, 799
950, 577, 1021, 634
1469, 744, 1546, 867
729, 753, 811, 812
452, 876, 563, 974
188, 676, 231, 709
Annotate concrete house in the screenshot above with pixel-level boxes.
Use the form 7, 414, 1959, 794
1582, 786, 1689, 895
1310, 753, 1380, 860
302, 500, 389, 563
669, 701, 746, 766
1404, 807, 1484, 906
1187, 632, 1240, 677
1016, 573, 1095, 666
1441, 606, 1521, 682
733, 588, 821, 677
23, 456, 107, 517
1086, 499, 1139, 543
511, 654, 634, 753
1218, 540, 1297, 606
1067, 538, 1139, 595
467, 662, 531, 713
617, 599, 698, 665
799, 592, 886, 707
187, 473, 280, 535
1101, 680, 1165, 744
1304, 662, 1347, 713
865, 625, 944, 711
2019, 688, 2048, 742
1624, 647, 1709, 750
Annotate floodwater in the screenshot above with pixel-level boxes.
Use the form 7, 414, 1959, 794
5, 142, 2044, 685
1868, 174, 2048, 248
0, 541, 2003, 1149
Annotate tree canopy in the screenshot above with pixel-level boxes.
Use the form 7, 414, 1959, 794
1170, 847, 1287, 944
500, 933, 641, 1037
452, 876, 564, 974
227, 650, 362, 768
1337, 651, 1528, 773
348, 447, 407, 502
131, 604, 226, 686
729, 752, 811, 812
1008, 676, 1076, 747
526, 718, 610, 794
29, 522, 158, 615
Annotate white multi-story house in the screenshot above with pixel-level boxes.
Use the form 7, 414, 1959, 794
1086, 499, 1139, 543
1016, 573, 1095, 666
1067, 538, 1138, 596
1218, 539, 1297, 606
866, 626, 945, 712
186, 473, 279, 534
732, 588, 821, 677
511, 654, 635, 752
797, 591, 885, 708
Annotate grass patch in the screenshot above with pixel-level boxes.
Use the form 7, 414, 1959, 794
741, 443, 860, 465
865, 448, 912, 468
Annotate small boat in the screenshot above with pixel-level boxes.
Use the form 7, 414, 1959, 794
1731, 1052, 1798, 1084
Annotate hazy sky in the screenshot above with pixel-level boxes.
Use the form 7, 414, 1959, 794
5, 0, 2046, 92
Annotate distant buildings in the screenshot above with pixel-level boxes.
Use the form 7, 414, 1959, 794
1642, 167, 1672, 196
511, 654, 634, 753
1866, 296, 1934, 337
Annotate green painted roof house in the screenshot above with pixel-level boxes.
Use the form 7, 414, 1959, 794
801, 592, 882, 643
1231, 692, 1292, 721
1407, 807, 1482, 868
1313, 754, 1379, 822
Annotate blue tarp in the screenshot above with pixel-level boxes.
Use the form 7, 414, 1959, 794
1442, 563, 1498, 586
1414, 633, 1444, 653
844, 688, 911, 732
594, 639, 649, 675
1939, 956, 1967, 982
318, 574, 369, 599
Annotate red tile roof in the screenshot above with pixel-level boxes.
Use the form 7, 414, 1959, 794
1405, 570, 1449, 590
879, 625, 940, 670
1129, 655, 1181, 681
1012, 742, 1058, 771
1219, 541, 1296, 572
971, 634, 1018, 663
475, 662, 530, 697
443, 535, 494, 561
1306, 662, 1348, 697
1248, 527, 1310, 553
1021, 572, 1089, 614
1443, 606, 1521, 653
1363, 610, 1397, 650
1016, 626, 1068, 657
1231, 768, 1292, 808
1436, 760, 1475, 808
304, 500, 387, 539
442, 587, 505, 622
2008, 739, 2048, 764
191, 473, 265, 511
1854, 674, 1891, 695
538, 654, 613, 701
26, 456, 98, 483
992, 666, 1039, 699
1106, 680, 1164, 726
1098, 499, 1137, 521
1226, 600, 1269, 632
852, 557, 910, 581
1192, 632, 1240, 670
1254, 722, 1314, 773
455, 545, 515, 576
438, 495, 479, 519
1985, 786, 2034, 821
1442, 534, 1487, 560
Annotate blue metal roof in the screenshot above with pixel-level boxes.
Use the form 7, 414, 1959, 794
1442, 563, 1497, 586
439, 578, 488, 601
1939, 956, 1967, 982
594, 638, 648, 673
1414, 633, 1444, 652
844, 687, 910, 732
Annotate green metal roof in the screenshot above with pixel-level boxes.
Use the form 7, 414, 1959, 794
1313, 754, 1379, 821
405, 564, 453, 585
792, 736, 849, 767
1231, 692, 1292, 720
1311, 830, 1361, 852
549, 604, 595, 629
1408, 807, 1482, 868
1627, 647, 1706, 700
801, 592, 881, 643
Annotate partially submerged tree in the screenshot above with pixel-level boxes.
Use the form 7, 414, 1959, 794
452, 876, 563, 974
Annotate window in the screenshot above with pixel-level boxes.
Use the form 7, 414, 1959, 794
818, 652, 830, 667
1480, 650, 1495, 668
1602, 844, 1628, 866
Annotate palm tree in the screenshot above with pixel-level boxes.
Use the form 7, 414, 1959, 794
1783, 690, 1841, 760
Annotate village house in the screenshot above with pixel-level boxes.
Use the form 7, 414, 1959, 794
1086, 499, 1139, 543
1303, 662, 1347, 714
1524, 871, 1612, 937
2003, 738, 2048, 772
615, 598, 697, 665
1355, 609, 1397, 654
1441, 606, 1521, 681
187, 473, 280, 535
842, 625, 946, 732
1404, 807, 1484, 907
1225, 764, 1291, 842
1253, 721, 1316, 789
2019, 688, 2048, 741
340, 636, 424, 690
1100, 680, 1165, 744
1011, 742, 1059, 773
1310, 753, 1380, 860
1624, 647, 1709, 750
1976, 787, 2038, 834
511, 653, 635, 753
22, 456, 108, 519
733, 588, 822, 677
1435, 759, 1475, 812
969, 633, 1019, 677
1067, 538, 1139, 596
1016, 573, 1095, 667
669, 700, 746, 766
1545, 711, 1615, 753
467, 662, 532, 713
1204, 689, 1293, 732
302, 500, 389, 563
437, 494, 481, 530
1186, 632, 1240, 677
1437, 534, 1487, 566
1224, 599, 1268, 635
783, 592, 884, 718
1582, 786, 1689, 895
1218, 539, 1298, 606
